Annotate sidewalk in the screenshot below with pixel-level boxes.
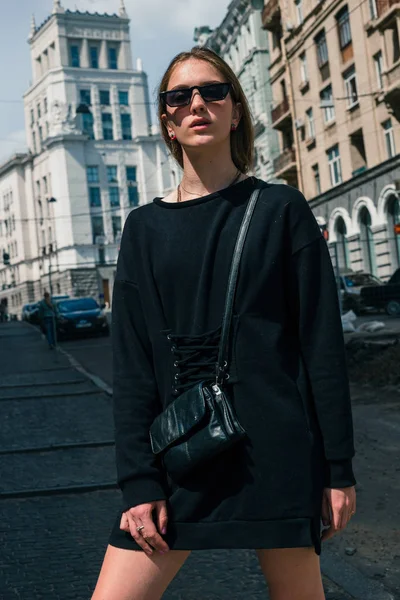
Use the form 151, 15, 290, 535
0, 322, 396, 600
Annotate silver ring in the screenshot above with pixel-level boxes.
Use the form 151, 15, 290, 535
136, 525, 145, 532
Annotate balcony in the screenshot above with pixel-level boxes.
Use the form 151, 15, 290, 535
383, 60, 400, 111
262, 0, 281, 31
376, 0, 399, 18
273, 147, 298, 185
271, 97, 292, 130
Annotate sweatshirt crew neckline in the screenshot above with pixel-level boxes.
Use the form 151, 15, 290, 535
153, 177, 256, 209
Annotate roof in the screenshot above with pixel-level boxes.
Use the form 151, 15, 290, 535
33, 8, 124, 38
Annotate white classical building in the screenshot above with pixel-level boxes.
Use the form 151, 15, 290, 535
194, 0, 279, 181
0, 0, 172, 316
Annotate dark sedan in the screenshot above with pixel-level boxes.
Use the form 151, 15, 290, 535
54, 297, 109, 340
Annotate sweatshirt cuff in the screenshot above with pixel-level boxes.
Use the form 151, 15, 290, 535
325, 459, 356, 488
120, 477, 167, 512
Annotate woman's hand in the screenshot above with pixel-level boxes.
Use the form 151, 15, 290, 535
120, 499, 170, 556
321, 486, 356, 542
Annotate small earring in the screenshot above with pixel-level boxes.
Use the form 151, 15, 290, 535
170, 133, 176, 140
231, 124, 237, 131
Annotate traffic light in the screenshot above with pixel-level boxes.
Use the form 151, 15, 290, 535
3, 252, 10, 265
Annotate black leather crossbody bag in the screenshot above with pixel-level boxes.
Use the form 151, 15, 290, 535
149, 187, 261, 483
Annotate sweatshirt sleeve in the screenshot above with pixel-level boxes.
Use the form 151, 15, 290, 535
112, 215, 167, 511
287, 195, 356, 489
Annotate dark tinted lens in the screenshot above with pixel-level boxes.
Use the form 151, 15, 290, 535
165, 89, 191, 107
201, 83, 230, 101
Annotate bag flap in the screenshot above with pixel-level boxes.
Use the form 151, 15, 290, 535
150, 382, 207, 454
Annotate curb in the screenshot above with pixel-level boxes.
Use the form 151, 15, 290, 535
58, 346, 113, 397
0, 481, 118, 500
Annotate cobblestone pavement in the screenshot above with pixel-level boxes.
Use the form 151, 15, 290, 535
0, 323, 357, 599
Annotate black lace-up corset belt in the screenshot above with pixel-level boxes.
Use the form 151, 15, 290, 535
163, 327, 230, 396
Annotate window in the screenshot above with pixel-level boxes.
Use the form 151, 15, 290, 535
320, 86, 335, 123
70, 44, 80, 68
126, 166, 137, 182
336, 7, 352, 49
87, 166, 99, 183
119, 91, 129, 106
369, 0, 378, 19
82, 113, 94, 139
91, 216, 104, 243
327, 145, 343, 186
128, 186, 139, 207
108, 46, 118, 69
107, 166, 118, 183
30, 109, 34, 126
39, 126, 43, 143
90, 46, 99, 69
80, 89, 91, 105
343, 66, 358, 107
295, 0, 303, 25
99, 90, 110, 105
112, 216, 122, 241
37, 103, 41, 119
315, 31, 329, 68
43, 176, 48, 195
89, 187, 101, 207
121, 113, 132, 140
102, 113, 113, 140
383, 119, 396, 158
306, 108, 315, 138
32, 132, 37, 154
109, 187, 120, 207
299, 52, 308, 83
44, 98, 48, 114
374, 52, 384, 90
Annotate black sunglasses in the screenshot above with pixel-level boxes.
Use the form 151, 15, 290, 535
160, 82, 232, 107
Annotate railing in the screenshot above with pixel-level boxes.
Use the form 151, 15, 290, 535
376, 0, 398, 17
386, 60, 400, 87
271, 97, 290, 124
262, 0, 280, 30
273, 147, 296, 174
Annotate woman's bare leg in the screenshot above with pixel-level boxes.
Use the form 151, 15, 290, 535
91, 545, 191, 600
256, 548, 325, 600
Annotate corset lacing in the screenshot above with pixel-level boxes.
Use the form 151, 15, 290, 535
164, 327, 225, 396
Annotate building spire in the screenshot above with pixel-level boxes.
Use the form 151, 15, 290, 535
29, 14, 36, 40
119, 0, 128, 17
52, 0, 65, 14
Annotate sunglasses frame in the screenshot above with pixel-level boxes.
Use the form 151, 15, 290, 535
160, 82, 232, 108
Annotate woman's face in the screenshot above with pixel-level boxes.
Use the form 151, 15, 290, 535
162, 58, 241, 152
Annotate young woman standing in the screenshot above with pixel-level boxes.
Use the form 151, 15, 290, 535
92, 48, 356, 600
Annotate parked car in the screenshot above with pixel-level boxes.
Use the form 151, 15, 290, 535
21, 303, 39, 322
337, 270, 383, 315
360, 267, 400, 316
54, 297, 109, 340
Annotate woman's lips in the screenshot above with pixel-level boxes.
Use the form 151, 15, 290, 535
191, 123, 211, 130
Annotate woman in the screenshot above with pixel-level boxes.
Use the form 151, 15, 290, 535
38, 292, 56, 349
92, 47, 356, 600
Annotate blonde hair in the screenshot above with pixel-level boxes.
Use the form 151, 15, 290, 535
158, 47, 254, 174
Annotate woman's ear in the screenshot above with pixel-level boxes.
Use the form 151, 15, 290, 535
232, 102, 243, 129
161, 113, 175, 139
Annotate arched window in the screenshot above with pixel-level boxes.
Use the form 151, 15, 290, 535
359, 207, 377, 274
335, 217, 350, 269
386, 193, 400, 268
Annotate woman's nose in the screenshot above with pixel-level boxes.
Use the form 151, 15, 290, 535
190, 89, 206, 111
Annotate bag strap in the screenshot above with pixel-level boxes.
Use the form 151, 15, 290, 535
215, 186, 262, 385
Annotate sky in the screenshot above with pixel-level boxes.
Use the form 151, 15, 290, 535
0, 0, 230, 163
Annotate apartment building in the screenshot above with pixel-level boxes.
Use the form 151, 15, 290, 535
194, 0, 279, 181
262, 0, 400, 278
0, 0, 172, 317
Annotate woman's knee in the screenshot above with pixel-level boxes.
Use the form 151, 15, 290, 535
256, 547, 325, 600
91, 545, 190, 600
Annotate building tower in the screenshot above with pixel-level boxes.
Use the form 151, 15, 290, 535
0, 1, 171, 312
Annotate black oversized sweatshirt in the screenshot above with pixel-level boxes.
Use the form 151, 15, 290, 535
110, 178, 356, 553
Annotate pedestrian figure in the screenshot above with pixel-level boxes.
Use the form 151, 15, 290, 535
0, 300, 7, 323
38, 292, 56, 349
92, 48, 356, 600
